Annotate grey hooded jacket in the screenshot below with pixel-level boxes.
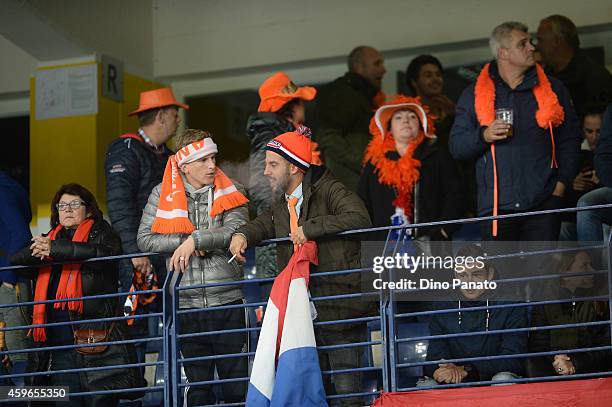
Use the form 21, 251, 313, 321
137, 178, 248, 309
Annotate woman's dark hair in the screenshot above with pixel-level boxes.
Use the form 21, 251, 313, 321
276, 98, 302, 121
405, 54, 444, 94
50, 183, 103, 228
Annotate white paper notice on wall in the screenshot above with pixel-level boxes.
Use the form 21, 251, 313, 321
35, 64, 98, 120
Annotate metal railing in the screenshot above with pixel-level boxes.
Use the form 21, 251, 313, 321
0, 203, 611, 406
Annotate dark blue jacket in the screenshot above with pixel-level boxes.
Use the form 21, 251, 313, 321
449, 62, 581, 215
0, 171, 32, 283
595, 103, 612, 188
105, 135, 172, 255
424, 299, 528, 381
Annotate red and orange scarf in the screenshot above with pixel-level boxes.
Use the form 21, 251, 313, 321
32, 218, 94, 342
152, 138, 249, 234
474, 63, 564, 236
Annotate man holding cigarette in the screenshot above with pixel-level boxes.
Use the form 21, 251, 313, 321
449, 21, 581, 241
137, 129, 249, 405
229, 129, 372, 406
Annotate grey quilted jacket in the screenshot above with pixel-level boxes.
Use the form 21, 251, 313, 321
137, 178, 248, 309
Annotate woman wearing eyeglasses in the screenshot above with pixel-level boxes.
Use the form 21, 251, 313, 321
11, 183, 144, 407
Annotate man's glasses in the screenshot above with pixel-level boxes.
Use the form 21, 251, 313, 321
56, 200, 86, 211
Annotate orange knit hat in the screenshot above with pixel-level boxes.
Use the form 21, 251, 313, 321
258, 72, 316, 113
265, 128, 313, 172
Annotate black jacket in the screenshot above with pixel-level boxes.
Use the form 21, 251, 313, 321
11, 219, 145, 395
548, 50, 612, 118
105, 135, 172, 254
449, 62, 581, 215
315, 72, 379, 192
424, 299, 528, 381
595, 104, 612, 188
358, 140, 464, 239
12, 219, 122, 326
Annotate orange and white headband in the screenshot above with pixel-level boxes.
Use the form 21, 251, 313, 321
175, 138, 218, 166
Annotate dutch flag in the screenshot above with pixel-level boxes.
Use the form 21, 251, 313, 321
246, 241, 328, 406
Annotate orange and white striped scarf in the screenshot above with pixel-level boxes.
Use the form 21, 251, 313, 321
151, 138, 249, 234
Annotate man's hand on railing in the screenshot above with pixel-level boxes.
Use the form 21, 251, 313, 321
433, 363, 468, 384
169, 236, 197, 273
229, 234, 248, 264
553, 354, 576, 375
132, 256, 153, 274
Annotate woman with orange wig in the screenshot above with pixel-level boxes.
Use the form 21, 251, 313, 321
358, 95, 464, 241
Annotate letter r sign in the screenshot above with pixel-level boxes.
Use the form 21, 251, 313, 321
102, 55, 124, 102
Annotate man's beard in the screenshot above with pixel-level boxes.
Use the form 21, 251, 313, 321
269, 169, 291, 201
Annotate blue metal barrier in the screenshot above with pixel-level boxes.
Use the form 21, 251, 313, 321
0, 203, 611, 406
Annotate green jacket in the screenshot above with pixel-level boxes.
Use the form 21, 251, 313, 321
529, 287, 610, 374
315, 72, 379, 192
236, 165, 373, 326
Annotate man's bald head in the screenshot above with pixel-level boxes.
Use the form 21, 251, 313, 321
347, 46, 386, 90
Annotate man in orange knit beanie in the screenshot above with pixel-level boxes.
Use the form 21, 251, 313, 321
229, 130, 373, 406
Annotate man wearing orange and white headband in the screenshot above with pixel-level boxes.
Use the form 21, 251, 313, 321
137, 129, 249, 405
229, 130, 373, 405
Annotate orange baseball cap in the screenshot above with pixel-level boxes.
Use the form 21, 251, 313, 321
129, 87, 189, 116
258, 72, 316, 113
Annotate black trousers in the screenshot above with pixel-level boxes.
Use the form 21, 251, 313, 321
480, 194, 563, 242
481, 194, 564, 299
49, 350, 118, 407
178, 301, 247, 406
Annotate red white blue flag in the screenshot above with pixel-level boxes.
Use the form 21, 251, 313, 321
246, 241, 328, 406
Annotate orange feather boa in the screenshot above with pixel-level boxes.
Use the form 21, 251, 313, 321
363, 132, 425, 220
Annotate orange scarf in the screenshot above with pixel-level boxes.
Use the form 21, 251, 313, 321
32, 218, 94, 342
474, 63, 565, 236
363, 131, 425, 220
152, 139, 249, 234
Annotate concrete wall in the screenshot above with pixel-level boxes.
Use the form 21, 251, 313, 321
0, 35, 35, 117
153, 0, 612, 79
152, 0, 612, 104
27, 0, 154, 78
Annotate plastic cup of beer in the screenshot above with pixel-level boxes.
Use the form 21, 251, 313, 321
495, 108, 513, 137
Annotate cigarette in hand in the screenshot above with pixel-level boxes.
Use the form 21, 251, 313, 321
227, 254, 237, 264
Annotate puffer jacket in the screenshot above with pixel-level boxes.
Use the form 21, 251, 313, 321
105, 134, 172, 255
137, 177, 248, 309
